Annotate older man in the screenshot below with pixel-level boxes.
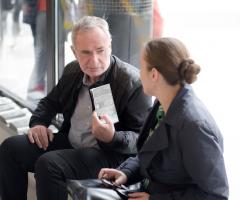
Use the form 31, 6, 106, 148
0, 16, 152, 200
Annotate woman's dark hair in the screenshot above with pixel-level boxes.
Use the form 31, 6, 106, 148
143, 37, 201, 86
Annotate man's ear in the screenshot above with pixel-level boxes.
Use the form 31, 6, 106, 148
71, 45, 77, 58
108, 43, 112, 55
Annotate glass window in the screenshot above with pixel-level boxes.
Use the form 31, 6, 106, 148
0, 0, 48, 104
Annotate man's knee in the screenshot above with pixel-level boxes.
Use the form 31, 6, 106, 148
1, 134, 28, 149
35, 152, 60, 177
0, 136, 18, 158
0, 135, 29, 160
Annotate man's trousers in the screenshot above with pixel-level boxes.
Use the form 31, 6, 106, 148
0, 134, 128, 200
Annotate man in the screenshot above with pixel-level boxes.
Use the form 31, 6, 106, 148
0, 16, 152, 200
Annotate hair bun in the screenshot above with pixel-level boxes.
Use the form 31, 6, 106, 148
178, 59, 201, 84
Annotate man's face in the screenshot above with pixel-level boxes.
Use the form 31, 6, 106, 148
71, 27, 112, 83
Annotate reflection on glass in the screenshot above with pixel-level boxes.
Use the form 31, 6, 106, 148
0, 0, 47, 104
25, 0, 47, 102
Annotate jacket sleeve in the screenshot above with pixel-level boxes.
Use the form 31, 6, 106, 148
97, 85, 152, 154
29, 68, 69, 128
117, 155, 143, 184
149, 121, 229, 200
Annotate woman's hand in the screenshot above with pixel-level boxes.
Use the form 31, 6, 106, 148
128, 192, 150, 200
98, 168, 128, 186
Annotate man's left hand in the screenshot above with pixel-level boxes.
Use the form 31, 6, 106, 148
92, 111, 115, 142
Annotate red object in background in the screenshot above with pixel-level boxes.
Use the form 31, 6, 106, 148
153, 0, 164, 38
38, 0, 47, 12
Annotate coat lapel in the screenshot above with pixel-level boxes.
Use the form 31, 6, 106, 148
137, 101, 160, 150
139, 122, 169, 176
137, 85, 192, 177
140, 123, 169, 152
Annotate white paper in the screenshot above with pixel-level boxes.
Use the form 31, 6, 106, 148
90, 84, 119, 124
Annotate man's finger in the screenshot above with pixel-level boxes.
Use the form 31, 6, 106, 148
38, 129, 49, 150
99, 114, 111, 124
32, 133, 43, 149
47, 129, 54, 142
92, 111, 101, 124
92, 111, 98, 118
27, 130, 35, 144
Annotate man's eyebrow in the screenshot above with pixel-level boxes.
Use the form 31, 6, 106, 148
80, 50, 92, 54
96, 46, 105, 50
79, 46, 106, 54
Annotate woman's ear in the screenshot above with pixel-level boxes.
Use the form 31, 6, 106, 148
151, 67, 160, 82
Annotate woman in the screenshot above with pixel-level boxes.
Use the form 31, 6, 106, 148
98, 37, 229, 200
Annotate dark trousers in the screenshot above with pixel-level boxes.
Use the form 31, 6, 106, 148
0, 134, 127, 200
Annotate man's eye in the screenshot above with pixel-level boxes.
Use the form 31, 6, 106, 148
97, 49, 104, 53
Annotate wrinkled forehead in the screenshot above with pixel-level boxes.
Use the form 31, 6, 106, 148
73, 27, 111, 46
72, 30, 111, 54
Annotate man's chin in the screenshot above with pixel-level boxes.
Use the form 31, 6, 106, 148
87, 71, 101, 77
87, 69, 107, 76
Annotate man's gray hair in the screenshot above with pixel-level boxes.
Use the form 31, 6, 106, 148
71, 16, 112, 45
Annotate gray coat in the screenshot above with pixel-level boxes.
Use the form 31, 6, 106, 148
119, 85, 229, 200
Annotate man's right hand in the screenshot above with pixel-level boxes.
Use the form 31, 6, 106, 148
28, 125, 54, 150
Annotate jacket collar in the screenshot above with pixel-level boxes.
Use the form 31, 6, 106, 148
164, 84, 192, 129
137, 100, 160, 151
138, 84, 193, 152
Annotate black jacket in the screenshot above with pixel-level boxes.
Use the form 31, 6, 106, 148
119, 85, 229, 200
29, 56, 152, 154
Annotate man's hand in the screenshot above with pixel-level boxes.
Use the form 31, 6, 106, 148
92, 111, 115, 143
28, 125, 54, 150
98, 168, 128, 186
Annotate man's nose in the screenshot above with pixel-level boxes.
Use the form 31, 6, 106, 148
89, 53, 99, 65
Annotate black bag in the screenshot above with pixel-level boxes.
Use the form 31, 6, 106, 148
67, 179, 123, 200
1, 0, 14, 10
67, 179, 142, 200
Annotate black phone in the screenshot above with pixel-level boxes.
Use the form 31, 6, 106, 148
101, 179, 114, 188
101, 179, 132, 199
101, 179, 128, 190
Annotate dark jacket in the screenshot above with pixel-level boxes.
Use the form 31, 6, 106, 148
119, 85, 229, 199
29, 56, 152, 154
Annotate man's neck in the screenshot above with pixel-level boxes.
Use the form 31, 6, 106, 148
86, 76, 100, 85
